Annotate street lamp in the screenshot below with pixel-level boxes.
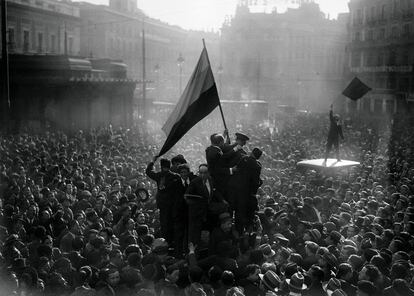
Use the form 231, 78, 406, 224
177, 53, 184, 96
154, 64, 160, 100
217, 64, 223, 96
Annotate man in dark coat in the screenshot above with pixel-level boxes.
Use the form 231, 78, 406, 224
205, 133, 238, 196
223, 132, 249, 168
234, 147, 263, 234
185, 164, 224, 247
226, 133, 250, 221
145, 157, 180, 245
173, 163, 196, 258
324, 104, 344, 163
301, 197, 320, 223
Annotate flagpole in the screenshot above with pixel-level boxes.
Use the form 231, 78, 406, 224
202, 39, 228, 133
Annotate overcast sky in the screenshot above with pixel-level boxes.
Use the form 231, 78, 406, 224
79, 0, 349, 31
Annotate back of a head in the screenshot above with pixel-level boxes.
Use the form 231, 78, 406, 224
189, 266, 203, 283
210, 134, 224, 146
221, 270, 235, 287
208, 266, 223, 283
337, 263, 352, 279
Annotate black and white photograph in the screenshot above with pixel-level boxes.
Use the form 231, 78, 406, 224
1, 0, 414, 295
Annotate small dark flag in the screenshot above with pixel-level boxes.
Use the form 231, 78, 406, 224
342, 77, 372, 101
157, 47, 220, 157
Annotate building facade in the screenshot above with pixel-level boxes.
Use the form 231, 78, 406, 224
0, 0, 80, 55
221, 2, 348, 112
78, 1, 220, 102
346, 0, 414, 115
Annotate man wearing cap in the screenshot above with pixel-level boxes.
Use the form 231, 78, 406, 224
324, 104, 344, 164
223, 132, 250, 167
146, 157, 180, 245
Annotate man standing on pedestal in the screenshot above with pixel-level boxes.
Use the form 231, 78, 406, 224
145, 157, 180, 245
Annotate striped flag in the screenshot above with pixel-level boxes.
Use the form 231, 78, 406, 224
158, 46, 220, 157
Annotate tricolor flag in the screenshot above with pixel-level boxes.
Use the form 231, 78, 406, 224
157, 46, 220, 157
342, 77, 372, 101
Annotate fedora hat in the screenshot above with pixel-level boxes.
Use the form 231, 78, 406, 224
259, 244, 275, 257
259, 270, 281, 292
286, 272, 307, 291
323, 277, 342, 296
308, 229, 321, 242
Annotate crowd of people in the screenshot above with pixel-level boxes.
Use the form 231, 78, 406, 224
0, 108, 414, 296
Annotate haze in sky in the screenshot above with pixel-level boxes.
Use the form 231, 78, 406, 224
78, 0, 349, 30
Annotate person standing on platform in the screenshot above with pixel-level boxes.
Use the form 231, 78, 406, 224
185, 164, 224, 247
205, 133, 238, 197
324, 104, 344, 164
145, 158, 180, 245
224, 132, 250, 168
226, 133, 250, 231
173, 163, 196, 258
239, 147, 263, 233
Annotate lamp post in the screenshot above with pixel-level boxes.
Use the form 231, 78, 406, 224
154, 64, 160, 100
217, 64, 223, 97
177, 53, 184, 96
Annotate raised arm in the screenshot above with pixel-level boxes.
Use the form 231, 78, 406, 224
145, 160, 159, 182
329, 104, 334, 122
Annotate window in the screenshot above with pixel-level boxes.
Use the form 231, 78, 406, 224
8, 28, 15, 50
377, 52, 384, 66
371, 6, 375, 20
50, 35, 56, 53
391, 26, 399, 38
23, 30, 30, 52
389, 50, 397, 65
403, 24, 410, 36
68, 37, 73, 54
393, 0, 398, 16
355, 31, 361, 41
351, 51, 361, 67
379, 28, 386, 39
402, 50, 409, 64
357, 9, 363, 23
367, 30, 374, 40
37, 33, 43, 53
381, 5, 386, 19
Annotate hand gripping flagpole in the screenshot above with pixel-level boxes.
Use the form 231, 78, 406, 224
202, 39, 229, 136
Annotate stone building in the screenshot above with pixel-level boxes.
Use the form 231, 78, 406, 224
0, 0, 80, 55
346, 0, 414, 115
78, 0, 220, 102
221, 2, 348, 112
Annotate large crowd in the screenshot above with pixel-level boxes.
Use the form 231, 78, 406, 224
0, 109, 414, 296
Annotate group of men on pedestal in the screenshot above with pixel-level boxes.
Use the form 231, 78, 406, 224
206, 131, 263, 234
145, 131, 263, 256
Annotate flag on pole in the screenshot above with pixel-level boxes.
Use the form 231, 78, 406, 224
157, 46, 220, 157
342, 77, 372, 101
